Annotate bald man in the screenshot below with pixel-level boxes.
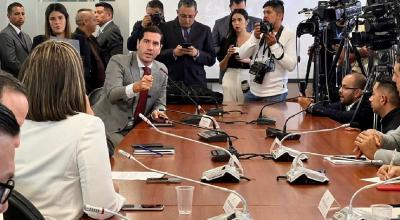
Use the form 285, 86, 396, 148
298, 72, 373, 130
73, 8, 106, 94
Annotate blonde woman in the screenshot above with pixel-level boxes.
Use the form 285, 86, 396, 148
15, 41, 125, 220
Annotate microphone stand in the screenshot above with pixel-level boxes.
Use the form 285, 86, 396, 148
119, 150, 252, 220
139, 113, 245, 183
266, 100, 325, 140
333, 176, 400, 220
168, 93, 225, 116
255, 96, 300, 125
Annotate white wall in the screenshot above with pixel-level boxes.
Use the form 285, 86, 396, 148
0, 0, 366, 80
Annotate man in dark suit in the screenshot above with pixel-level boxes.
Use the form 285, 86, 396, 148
157, 0, 216, 87
93, 26, 168, 153
212, 0, 261, 55
74, 8, 106, 94
298, 72, 373, 130
95, 2, 123, 65
0, 2, 32, 78
127, 0, 165, 51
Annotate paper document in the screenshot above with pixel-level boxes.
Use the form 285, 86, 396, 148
112, 171, 164, 180
324, 155, 378, 165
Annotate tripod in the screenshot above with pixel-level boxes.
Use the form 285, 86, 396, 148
326, 19, 367, 99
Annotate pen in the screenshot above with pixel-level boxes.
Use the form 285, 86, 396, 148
135, 145, 163, 156
388, 149, 397, 177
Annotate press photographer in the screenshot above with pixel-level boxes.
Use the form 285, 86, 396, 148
239, 0, 296, 102
127, 0, 166, 51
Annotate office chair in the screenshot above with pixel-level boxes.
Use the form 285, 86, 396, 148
88, 87, 104, 106
3, 190, 45, 220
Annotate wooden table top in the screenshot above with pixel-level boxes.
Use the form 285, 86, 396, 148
110, 102, 400, 220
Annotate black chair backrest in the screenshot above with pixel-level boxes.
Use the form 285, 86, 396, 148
3, 190, 45, 220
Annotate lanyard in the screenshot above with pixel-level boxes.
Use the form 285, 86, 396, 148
255, 25, 284, 61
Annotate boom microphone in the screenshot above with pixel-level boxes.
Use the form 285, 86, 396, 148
118, 150, 252, 220
139, 113, 244, 183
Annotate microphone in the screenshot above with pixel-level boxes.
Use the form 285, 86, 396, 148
167, 118, 240, 162
160, 68, 205, 124
161, 108, 228, 142
118, 150, 252, 220
266, 100, 325, 140
83, 204, 129, 220
333, 176, 400, 220
255, 96, 300, 125
139, 113, 244, 183
270, 123, 350, 162
167, 94, 224, 116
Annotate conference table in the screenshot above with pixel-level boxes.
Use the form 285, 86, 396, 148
111, 102, 400, 220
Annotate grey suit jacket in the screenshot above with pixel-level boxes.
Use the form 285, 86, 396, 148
0, 24, 32, 77
93, 52, 167, 135
212, 15, 261, 54
96, 21, 123, 65
375, 149, 400, 165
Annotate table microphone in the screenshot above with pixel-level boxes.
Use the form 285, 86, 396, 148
118, 150, 252, 220
270, 123, 349, 161
332, 175, 400, 220
160, 68, 205, 124
83, 204, 129, 220
139, 113, 244, 183
167, 118, 240, 162
266, 100, 325, 140
168, 93, 225, 116
255, 96, 300, 125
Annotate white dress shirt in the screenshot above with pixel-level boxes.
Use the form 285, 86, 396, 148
14, 113, 125, 220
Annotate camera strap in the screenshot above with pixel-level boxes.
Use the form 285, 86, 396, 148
256, 26, 284, 62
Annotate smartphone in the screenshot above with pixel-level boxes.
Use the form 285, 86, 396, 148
181, 42, 192, 48
121, 204, 164, 211
146, 177, 182, 183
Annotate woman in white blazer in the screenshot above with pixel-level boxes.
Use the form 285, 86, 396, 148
15, 40, 125, 220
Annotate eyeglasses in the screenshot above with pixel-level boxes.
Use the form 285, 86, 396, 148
0, 179, 14, 204
340, 86, 360, 90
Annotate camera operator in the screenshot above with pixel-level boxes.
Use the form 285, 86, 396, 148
239, 0, 296, 102
127, 0, 165, 51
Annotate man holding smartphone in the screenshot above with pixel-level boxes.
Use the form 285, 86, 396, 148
157, 0, 216, 87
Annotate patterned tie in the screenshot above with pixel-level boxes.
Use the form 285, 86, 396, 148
183, 28, 190, 42
133, 67, 151, 122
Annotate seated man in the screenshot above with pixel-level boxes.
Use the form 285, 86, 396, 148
354, 56, 400, 164
298, 72, 373, 130
93, 26, 168, 153
369, 75, 400, 133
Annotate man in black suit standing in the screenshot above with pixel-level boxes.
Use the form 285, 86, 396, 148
157, 0, 216, 87
0, 2, 32, 78
95, 2, 123, 65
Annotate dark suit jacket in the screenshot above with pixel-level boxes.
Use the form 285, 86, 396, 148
157, 18, 216, 87
72, 28, 106, 94
212, 15, 261, 54
93, 53, 167, 146
310, 99, 374, 130
96, 21, 123, 65
0, 24, 32, 77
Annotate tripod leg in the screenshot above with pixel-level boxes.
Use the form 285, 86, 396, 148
351, 44, 367, 77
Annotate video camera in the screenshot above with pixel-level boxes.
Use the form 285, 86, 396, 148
297, 0, 362, 37
351, 0, 400, 50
